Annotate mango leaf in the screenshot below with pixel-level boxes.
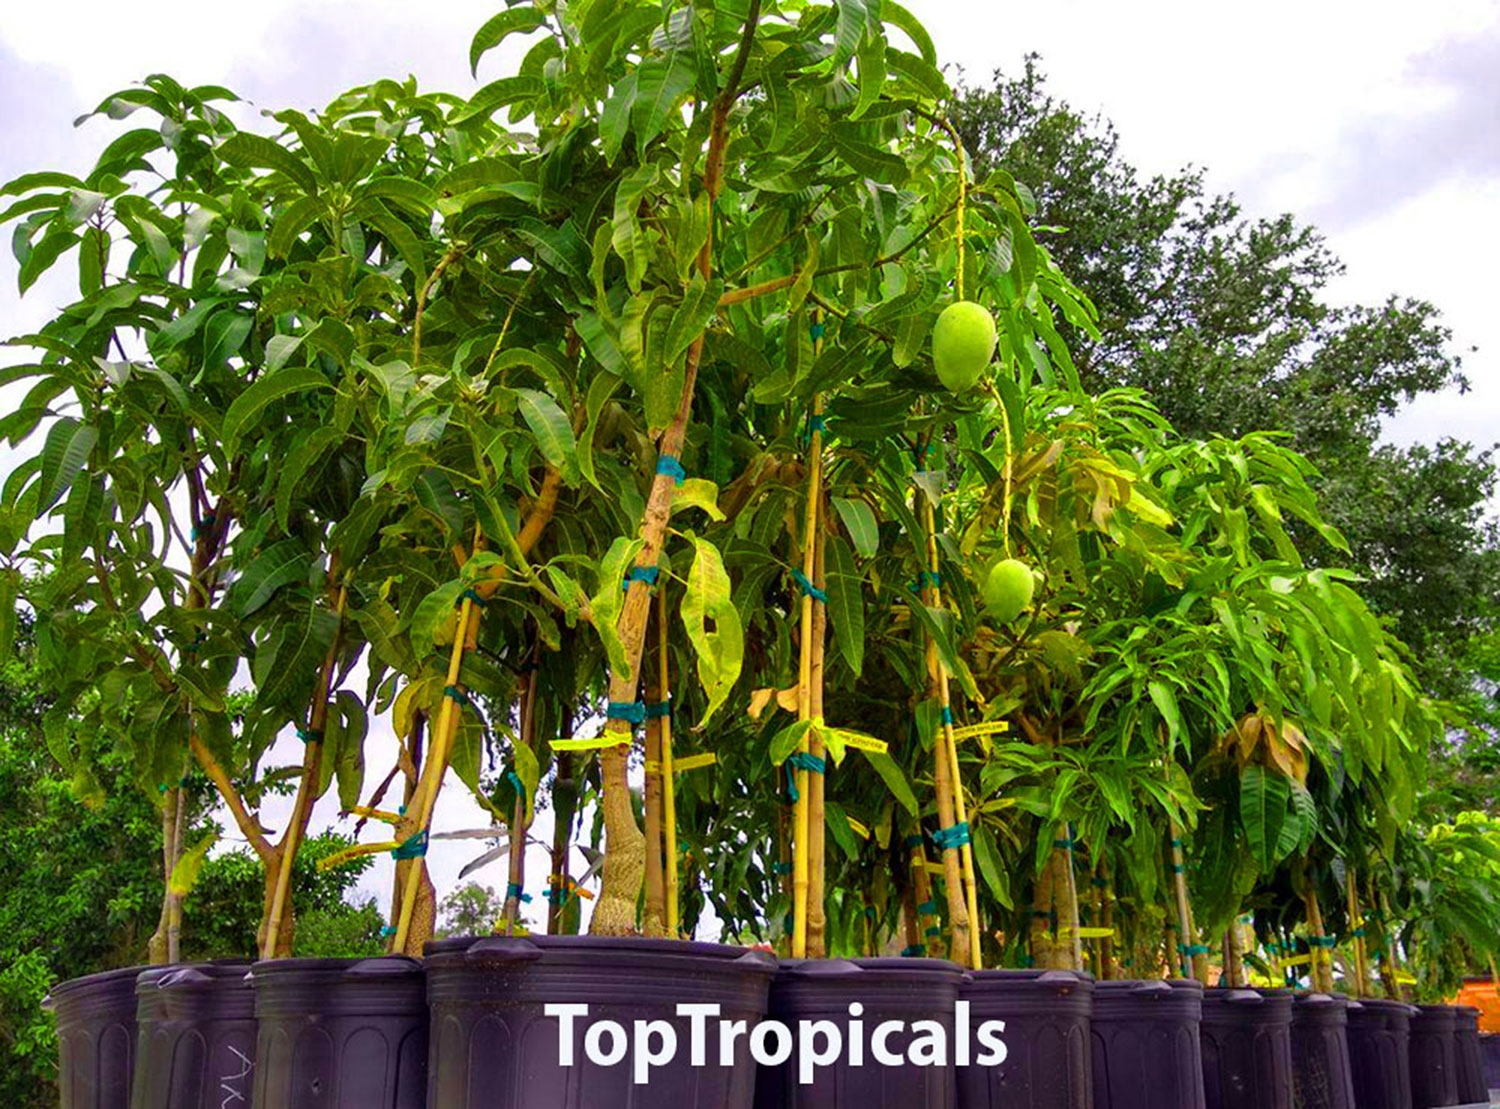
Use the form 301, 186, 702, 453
861, 748, 918, 816
412, 580, 465, 652
831, 496, 879, 558
334, 691, 367, 811
469, 5, 547, 75
632, 48, 697, 155
1240, 765, 1291, 871
513, 388, 578, 482
223, 367, 330, 458
275, 425, 343, 534
770, 719, 813, 765
589, 537, 645, 681
219, 133, 317, 194
682, 534, 743, 726
669, 478, 724, 521
35, 418, 97, 512
232, 539, 311, 617
832, 0, 873, 68
824, 534, 865, 677
168, 830, 220, 897
513, 734, 540, 825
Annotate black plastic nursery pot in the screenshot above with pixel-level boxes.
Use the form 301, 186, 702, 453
45, 965, 145, 1109
129, 962, 257, 1109
1479, 1032, 1500, 1097
249, 956, 428, 1108
1288, 993, 1355, 1109
425, 934, 776, 1108
1090, 979, 1206, 1109
956, 969, 1093, 1109
752, 956, 964, 1109
1198, 987, 1293, 1109
1451, 1006, 1488, 1105
1409, 1003, 1460, 1108
1345, 999, 1417, 1109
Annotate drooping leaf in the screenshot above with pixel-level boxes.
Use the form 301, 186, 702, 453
682, 534, 744, 726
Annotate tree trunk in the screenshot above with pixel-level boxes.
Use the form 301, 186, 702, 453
546, 708, 578, 936
1047, 838, 1083, 971
504, 664, 539, 935
1029, 856, 1055, 969
642, 662, 667, 938
1304, 882, 1334, 993
591, 0, 762, 938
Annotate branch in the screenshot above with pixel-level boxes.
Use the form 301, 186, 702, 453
190, 732, 274, 860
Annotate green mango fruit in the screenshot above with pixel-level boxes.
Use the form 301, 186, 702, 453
932, 300, 997, 392
983, 558, 1034, 622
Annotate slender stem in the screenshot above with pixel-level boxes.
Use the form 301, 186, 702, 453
261, 581, 349, 960
504, 659, 539, 935
659, 586, 681, 936
1346, 863, 1369, 998
391, 531, 484, 953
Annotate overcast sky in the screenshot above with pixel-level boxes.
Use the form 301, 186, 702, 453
1, 0, 1496, 936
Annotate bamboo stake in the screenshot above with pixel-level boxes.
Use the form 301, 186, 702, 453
807, 511, 829, 957
1346, 863, 1369, 998
643, 637, 667, 937
1377, 885, 1403, 1000
391, 560, 482, 953
1305, 882, 1333, 993
546, 700, 578, 936
907, 822, 941, 956
262, 581, 348, 960
791, 384, 824, 960
1167, 814, 1202, 980
920, 494, 982, 969
503, 657, 539, 935
658, 586, 681, 937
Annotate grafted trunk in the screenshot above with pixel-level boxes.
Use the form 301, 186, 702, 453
642, 663, 667, 938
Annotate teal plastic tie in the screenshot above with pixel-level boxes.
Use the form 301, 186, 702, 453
296, 726, 323, 744
931, 822, 971, 849
782, 752, 826, 804
458, 588, 487, 607
623, 565, 660, 591
901, 945, 924, 957
506, 770, 524, 793
607, 700, 646, 725
656, 455, 686, 485
643, 699, 672, 720
771, 862, 793, 875
809, 321, 826, 341
391, 831, 428, 861
940, 706, 954, 725
786, 752, 826, 774
380, 925, 397, 937
790, 568, 827, 603
444, 685, 470, 707
189, 514, 216, 542
507, 882, 532, 904
1179, 943, 1210, 957
918, 900, 940, 915
925, 926, 942, 938
905, 835, 926, 850
1309, 936, 1338, 949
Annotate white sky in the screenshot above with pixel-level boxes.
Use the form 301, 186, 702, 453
1, 0, 1496, 935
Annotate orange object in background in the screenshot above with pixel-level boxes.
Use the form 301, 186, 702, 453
1452, 977, 1500, 1032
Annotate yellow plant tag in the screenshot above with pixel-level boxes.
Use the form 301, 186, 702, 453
551, 734, 631, 752
950, 721, 1011, 742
